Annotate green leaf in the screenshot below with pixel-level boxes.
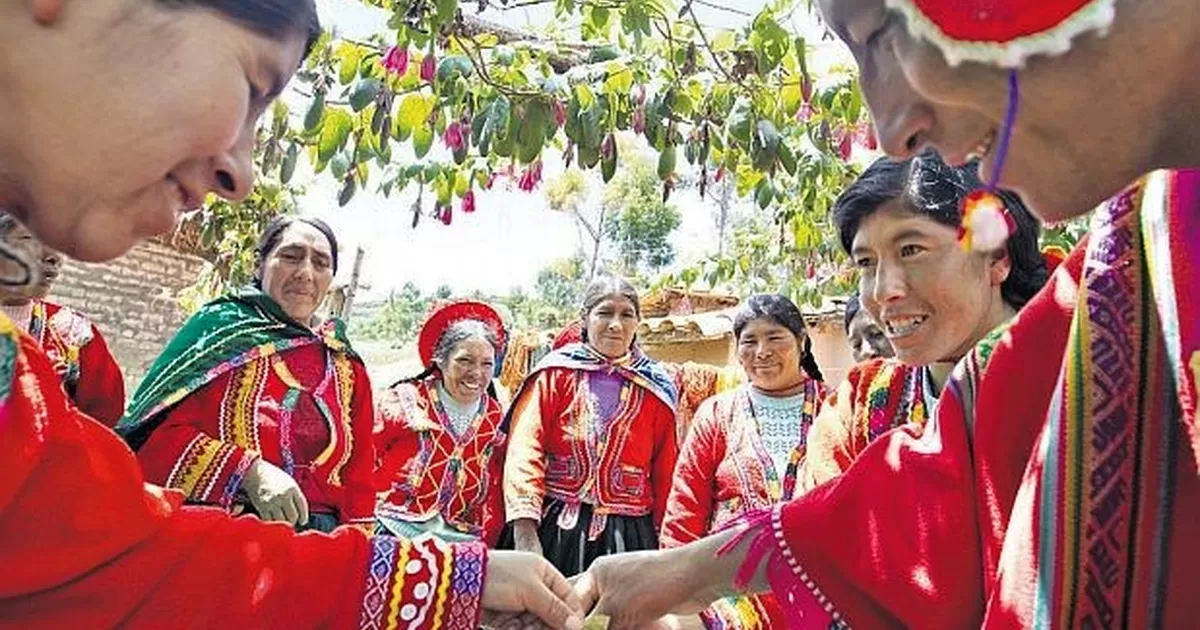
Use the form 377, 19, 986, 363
280, 143, 299, 184
779, 141, 798, 176
318, 109, 353, 162
331, 152, 350, 180
588, 45, 621, 63
338, 176, 357, 206
337, 46, 365, 85
755, 178, 774, 209
750, 13, 790, 74
515, 100, 551, 164
603, 61, 634, 96
493, 45, 516, 66
574, 84, 596, 110
727, 97, 753, 148
751, 119, 781, 171
304, 92, 325, 132
349, 78, 382, 112
657, 144, 677, 180
413, 125, 434, 158
436, 55, 474, 87
487, 96, 512, 135
397, 93, 433, 136
781, 81, 803, 117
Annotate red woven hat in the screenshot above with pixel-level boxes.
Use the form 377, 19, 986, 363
417, 300, 508, 368
887, 0, 1115, 67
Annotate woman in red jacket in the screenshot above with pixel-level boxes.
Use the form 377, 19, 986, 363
375, 300, 509, 545
0, 212, 125, 426
503, 275, 679, 576
120, 215, 378, 534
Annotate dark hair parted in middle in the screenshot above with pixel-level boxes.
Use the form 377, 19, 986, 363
843, 293, 863, 334
160, 0, 322, 58
733, 293, 824, 382
254, 215, 340, 285
832, 152, 1048, 308
578, 275, 641, 343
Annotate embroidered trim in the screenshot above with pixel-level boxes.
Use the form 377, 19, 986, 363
219, 357, 266, 452
884, 0, 1116, 68
165, 434, 237, 501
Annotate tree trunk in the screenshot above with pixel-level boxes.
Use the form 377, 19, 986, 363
339, 245, 367, 321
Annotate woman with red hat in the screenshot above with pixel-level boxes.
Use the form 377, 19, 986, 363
573, 0, 1200, 628
374, 300, 510, 546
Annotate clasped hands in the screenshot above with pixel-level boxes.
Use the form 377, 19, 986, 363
484, 546, 711, 630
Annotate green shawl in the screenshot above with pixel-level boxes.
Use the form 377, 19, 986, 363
117, 287, 357, 449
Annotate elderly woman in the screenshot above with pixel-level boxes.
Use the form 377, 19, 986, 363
0, 213, 125, 426
374, 300, 509, 546
843, 293, 892, 364
797, 153, 1048, 491
503, 275, 679, 576
660, 293, 827, 630
574, 0, 1200, 628
119, 215, 376, 534
0, 2, 579, 629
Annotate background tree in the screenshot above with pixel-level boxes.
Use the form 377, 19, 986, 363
602, 156, 682, 278
348, 280, 431, 346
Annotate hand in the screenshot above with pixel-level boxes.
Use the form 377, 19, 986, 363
483, 550, 584, 630
240, 459, 309, 527
512, 518, 544, 555
573, 549, 705, 630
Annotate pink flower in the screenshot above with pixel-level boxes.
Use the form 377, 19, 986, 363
796, 102, 813, 123
865, 124, 879, 151
421, 53, 436, 82
801, 75, 813, 103
835, 126, 853, 161
552, 100, 567, 129
437, 202, 453, 225
381, 46, 408, 75
443, 122, 465, 151
462, 190, 476, 213
485, 171, 499, 189
633, 106, 646, 135
601, 133, 616, 160
518, 160, 543, 192
714, 166, 724, 183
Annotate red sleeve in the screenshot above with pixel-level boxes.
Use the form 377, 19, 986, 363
649, 395, 679, 530
0, 334, 487, 630
660, 397, 721, 548
503, 371, 554, 523
72, 325, 126, 428
135, 372, 259, 509
340, 360, 377, 529
746, 243, 1087, 629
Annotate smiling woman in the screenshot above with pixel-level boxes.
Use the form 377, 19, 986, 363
374, 300, 511, 546
659, 293, 827, 630
798, 152, 1047, 492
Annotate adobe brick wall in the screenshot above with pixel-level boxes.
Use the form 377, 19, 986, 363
47, 240, 206, 394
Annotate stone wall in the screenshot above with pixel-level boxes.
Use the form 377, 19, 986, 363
48, 240, 206, 393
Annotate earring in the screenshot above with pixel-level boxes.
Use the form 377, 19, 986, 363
959, 70, 1019, 254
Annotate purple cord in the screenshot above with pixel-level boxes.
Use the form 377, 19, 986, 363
987, 70, 1019, 191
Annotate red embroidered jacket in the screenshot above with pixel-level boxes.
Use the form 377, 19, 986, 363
0, 319, 486, 630
374, 377, 507, 546
661, 381, 825, 630
137, 343, 376, 527
504, 367, 678, 534
31, 300, 125, 427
